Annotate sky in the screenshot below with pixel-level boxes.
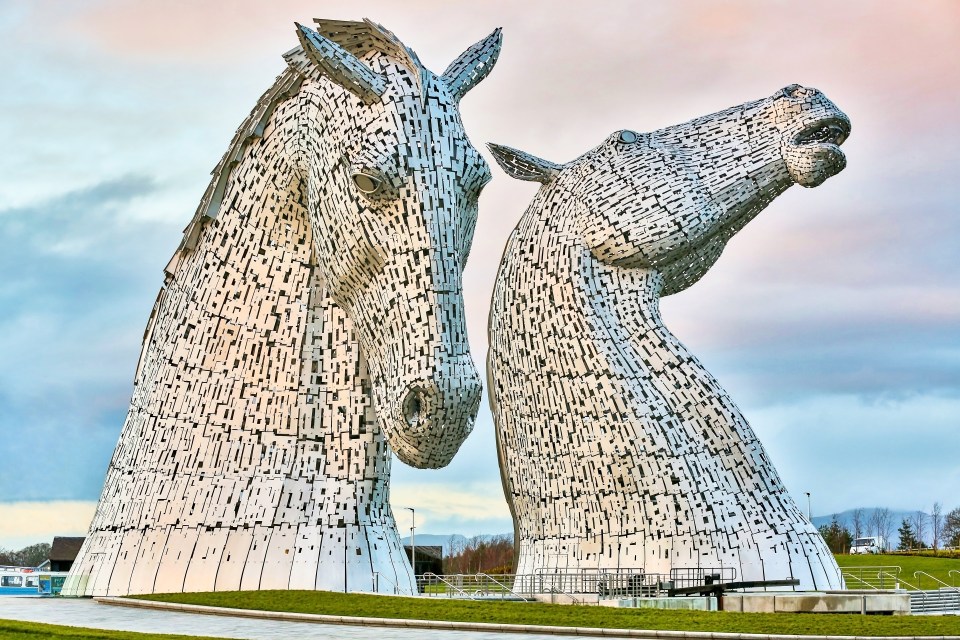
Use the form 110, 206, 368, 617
0, 0, 958, 550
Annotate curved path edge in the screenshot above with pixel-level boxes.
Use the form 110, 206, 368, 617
94, 597, 960, 640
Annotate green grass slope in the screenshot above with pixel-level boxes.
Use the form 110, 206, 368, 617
835, 553, 960, 589
136, 590, 960, 637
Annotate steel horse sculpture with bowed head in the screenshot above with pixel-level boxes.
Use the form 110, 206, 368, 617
64, 19, 501, 597
487, 84, 850, 590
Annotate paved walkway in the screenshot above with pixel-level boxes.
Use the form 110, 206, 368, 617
0, 597, 582, 640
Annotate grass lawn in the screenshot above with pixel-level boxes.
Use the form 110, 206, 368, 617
0, 619, 227, 640
135, 590, 960, 637
835, 553, 960, 589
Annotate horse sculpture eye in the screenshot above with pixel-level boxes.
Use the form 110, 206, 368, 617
619, 131, 638, 144
352, 172, 382, 194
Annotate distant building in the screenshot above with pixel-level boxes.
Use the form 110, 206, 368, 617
49, 537, 85, 572
403, 545, 442, 576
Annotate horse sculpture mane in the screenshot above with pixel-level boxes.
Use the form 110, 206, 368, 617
488, 85, 850, 589
65, 19, 500, 597
172, 19, 429, 261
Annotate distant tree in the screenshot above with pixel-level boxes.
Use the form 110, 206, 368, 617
852, 508, 865, 541
944, 507, 960, 548
0, 542, 50, 567
818, 515, 853, 553
869, 509, 882, 539
911, 511, 929, 549
877, 508, 894, 551
868, 508, 893, 550
897, 519, 917, 551
16, 543, 51, 567
443, 534, 514, 574
931, 502, 944, 551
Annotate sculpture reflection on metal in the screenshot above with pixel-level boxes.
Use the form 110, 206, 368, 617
488, 85, 850, 590
63, 19, 500, 596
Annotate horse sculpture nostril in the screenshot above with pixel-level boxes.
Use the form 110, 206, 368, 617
401, 384, 436, 428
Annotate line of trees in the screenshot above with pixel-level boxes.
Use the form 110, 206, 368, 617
819, 504, 960, 553
444, 534, 514, 574
0, 543, 50, 567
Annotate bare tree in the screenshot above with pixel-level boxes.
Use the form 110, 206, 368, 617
881, 509, 895, 551
852, 508, 865, 540
931, 502, 944, 551
873, 508, 893, 551
912, 510, 928, 549
868, 508, 882, 540
945, 507, 960, 548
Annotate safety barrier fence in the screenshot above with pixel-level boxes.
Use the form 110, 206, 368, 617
399, 567, 738, 600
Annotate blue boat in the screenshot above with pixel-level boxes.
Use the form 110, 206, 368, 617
0, 566, 69, 596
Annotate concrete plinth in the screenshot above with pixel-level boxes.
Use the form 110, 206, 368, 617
722, 591, 910, 615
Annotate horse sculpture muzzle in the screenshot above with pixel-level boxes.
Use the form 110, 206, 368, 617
776, 84, 852, 187
391, 358, 483, 468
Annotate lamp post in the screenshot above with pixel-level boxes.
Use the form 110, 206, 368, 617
403, 507, 416, 577
805, 492, 812, 521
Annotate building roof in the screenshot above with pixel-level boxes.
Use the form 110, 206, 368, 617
403, 544, 442, 560
49, 537, 85, 562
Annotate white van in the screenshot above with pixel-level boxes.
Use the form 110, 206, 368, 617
850, 536, 886, 554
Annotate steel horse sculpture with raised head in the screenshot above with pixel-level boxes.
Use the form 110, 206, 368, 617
64, 19, 500, 597
488, 85, 850, 589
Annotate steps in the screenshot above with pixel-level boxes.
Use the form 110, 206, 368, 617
910, 589, 960, 614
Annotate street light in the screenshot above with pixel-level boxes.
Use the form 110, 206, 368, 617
805, 492, 812, 521
403, 507, 416, 577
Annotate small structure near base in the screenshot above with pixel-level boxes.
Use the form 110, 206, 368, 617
49, 537, 85, 573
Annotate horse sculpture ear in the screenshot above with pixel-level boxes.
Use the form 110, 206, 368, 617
487, 143, 561, 184
294, 22, 386, 105
441, 28, 503, 102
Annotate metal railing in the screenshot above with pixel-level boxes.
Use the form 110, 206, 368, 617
419, 572, 476, 599
882, 570, 918, 590
950, 570, 960, 586
913, 571, 960, 593
670, 567, 738, 585
840, 565, 904, 590
475, 572, 533, 601
545, 585, 582, 605
372, 571, 414, 596
413, 567, 738, 601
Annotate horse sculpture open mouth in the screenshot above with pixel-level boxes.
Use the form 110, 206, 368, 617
784, 110, 851, 188
793, 116, 851, 147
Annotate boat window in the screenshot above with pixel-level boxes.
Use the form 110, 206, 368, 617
1, 575, 24, 587
26, 576, 38, 587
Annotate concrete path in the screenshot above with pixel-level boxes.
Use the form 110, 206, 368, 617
0, 596, 580, 639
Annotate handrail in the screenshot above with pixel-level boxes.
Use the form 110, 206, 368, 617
880, 570, 917, 590
475, 572, 532, 601
840, 566, 923, 590
372, 571, 413, 596
422, 572, 477, 599
842, 565, 902, 575
841, 572, 879, 590
546, 585, 581, 605
913, 571, 960, 593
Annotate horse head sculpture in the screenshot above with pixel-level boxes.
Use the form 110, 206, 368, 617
490, 84, 849, 295
291, 22, 496, 468
65, 19, 499, 597
487, 85, 850, 589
